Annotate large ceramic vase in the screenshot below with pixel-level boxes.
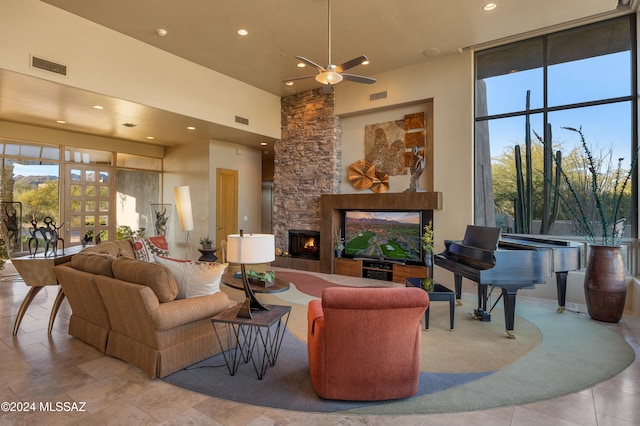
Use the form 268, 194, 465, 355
583, 245, 627, 323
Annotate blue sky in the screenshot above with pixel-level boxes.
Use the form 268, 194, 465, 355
482, 51, 632, 168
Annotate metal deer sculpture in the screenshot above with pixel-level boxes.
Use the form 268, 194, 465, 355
155, 206, 168, 236
28, 217, 65, 258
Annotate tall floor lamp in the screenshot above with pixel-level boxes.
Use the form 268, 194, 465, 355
226, 231, 275, 318
173, 186, 194, 258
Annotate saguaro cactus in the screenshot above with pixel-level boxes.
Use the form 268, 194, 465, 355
513, 91, 561, 234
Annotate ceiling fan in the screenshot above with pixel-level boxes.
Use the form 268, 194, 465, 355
283, 0, 376, 92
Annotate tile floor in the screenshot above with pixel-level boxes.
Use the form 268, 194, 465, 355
0, 266, 639, 425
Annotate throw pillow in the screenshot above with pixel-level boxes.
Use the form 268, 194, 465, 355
154, 257, 227, 299
129, 235, 170, 262
130, 236, 152, 262
145, 235, 169, 260
155, 256, 191, 299
185, 262, 228, 298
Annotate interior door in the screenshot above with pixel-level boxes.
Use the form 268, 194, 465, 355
215, 168, 238, 257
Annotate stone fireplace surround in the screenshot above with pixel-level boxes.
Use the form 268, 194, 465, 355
273, 88, 441, 274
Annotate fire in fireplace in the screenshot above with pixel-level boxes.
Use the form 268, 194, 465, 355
288, 230, 320, 260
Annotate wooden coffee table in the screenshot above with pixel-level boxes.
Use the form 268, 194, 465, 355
221, 272, 290, 293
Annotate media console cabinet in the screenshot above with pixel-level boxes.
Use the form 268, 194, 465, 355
320, 192, 443, 275
334, 257, 428, 284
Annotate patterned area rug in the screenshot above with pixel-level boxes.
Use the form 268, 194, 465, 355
164, 270, 635, 414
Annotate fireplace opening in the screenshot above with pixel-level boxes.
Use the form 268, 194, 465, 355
288, 230, 320, 260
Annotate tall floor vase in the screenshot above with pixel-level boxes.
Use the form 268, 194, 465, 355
583, 245, 627, 323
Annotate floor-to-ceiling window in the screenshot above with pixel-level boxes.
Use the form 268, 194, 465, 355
0, 140, 60, 253
474, 15, 636, 267
0, 139, 162, 255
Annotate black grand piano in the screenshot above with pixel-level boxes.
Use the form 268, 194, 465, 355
435, 225, 580, 338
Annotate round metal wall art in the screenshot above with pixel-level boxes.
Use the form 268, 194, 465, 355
371, 171, 390, 193
348, 159, 376, 190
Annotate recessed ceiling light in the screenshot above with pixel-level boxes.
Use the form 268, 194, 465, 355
187, 126, 196, 130
285, 81, 294, 86
156, 28, 168, 37
362, 60, 370, 65
296, 62, 306, 68
237, 29, 248, 36
146, 136, 155, 140
56, 120, 66, 124
92, 105, 104, 110
483, 3, 497, 11
260, 142, 268, 146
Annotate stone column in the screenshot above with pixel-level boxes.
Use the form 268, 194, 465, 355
273, 88, 341, 252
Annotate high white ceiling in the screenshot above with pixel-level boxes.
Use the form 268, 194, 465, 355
0, 0, 630, 148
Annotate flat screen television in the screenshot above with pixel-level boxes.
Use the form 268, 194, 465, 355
343, 210, 423, 265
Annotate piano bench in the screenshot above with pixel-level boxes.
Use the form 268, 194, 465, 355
405, 277, 455, 330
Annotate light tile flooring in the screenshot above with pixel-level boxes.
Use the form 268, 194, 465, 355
1, 266, 639, 425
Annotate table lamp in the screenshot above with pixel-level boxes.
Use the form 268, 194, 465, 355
226, 231, 275, 318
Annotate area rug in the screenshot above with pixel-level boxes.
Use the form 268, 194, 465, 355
164, 271, 636, 414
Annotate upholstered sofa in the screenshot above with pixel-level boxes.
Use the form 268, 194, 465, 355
54, 239, 236, 378
307, 286, 429, 401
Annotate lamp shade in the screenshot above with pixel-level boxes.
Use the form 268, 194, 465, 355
173, 186, 194, 232
227, 233, 275, 264
315, 71, 343, 85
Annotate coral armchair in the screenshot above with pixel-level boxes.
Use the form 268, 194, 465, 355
307, 286, 429, 401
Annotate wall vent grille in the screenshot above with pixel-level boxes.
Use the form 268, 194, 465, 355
235, 116, 249, 125
31, 56, 67, 76
369, 91, 388, 101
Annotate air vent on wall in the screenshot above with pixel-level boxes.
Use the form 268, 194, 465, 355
31, 56, 67, 76
235, 116, 249, 126
369, 90, 388, 101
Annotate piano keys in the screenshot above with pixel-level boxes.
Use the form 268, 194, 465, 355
435, 225, 580, 338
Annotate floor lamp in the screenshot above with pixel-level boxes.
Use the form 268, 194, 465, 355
226, 231, 275, 318
173, 186, 194, 259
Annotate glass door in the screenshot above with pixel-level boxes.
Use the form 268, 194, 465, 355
64, 164, 116, 245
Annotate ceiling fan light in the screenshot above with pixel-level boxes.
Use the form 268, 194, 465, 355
316, 71, 343, 85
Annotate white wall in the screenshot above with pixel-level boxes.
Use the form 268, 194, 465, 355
340, 102, 430, 194
162, 139, 263, 258
1, 0, 281, 140
162, 142, 210, 258
209, 140, 263, 240
335, 52, 473, 286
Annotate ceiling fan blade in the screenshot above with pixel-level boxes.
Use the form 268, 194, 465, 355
281, 75, 316, 83
341, 74, 377, 84
335, 55, 368, 73
295, 56, 326, 71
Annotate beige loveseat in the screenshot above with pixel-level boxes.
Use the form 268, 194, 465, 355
54, 240, 235, 378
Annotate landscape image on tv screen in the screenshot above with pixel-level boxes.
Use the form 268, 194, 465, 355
344, 211, 422, 263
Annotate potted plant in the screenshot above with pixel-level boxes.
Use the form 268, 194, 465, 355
421, 219, 434, 271
199, 236, 213, 250
334, 229, 345, 258
546, 126, 636, 322
246, 270, 276, 288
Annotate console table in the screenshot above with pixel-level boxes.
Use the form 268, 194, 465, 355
211, 304, 291, 379
11, 245, 86, 335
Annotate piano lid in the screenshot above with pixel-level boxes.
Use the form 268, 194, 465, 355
462, 225, 501, 250
439, 225, 501, 271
